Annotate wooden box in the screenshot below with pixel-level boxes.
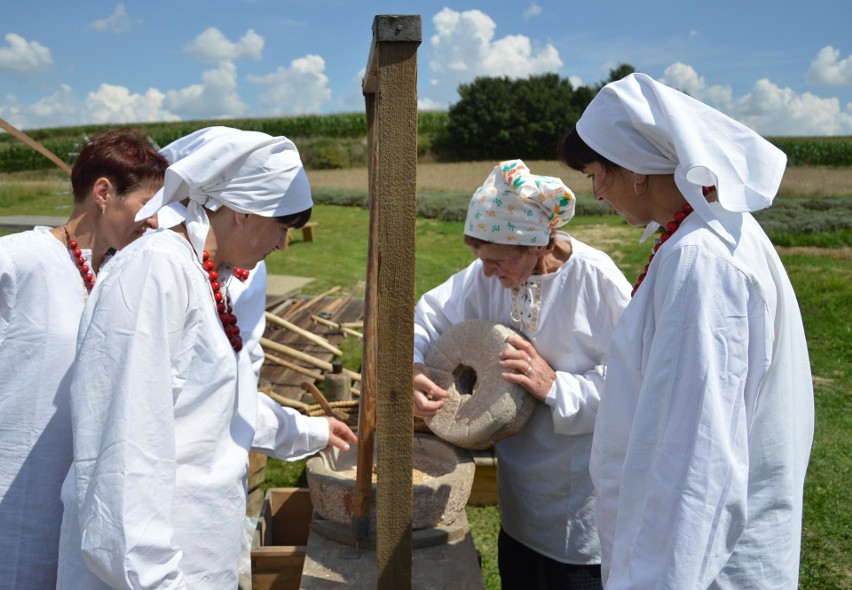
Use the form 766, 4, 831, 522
246, 451, 268, 517
251, 488, 313, 590
468, 450, 499, 506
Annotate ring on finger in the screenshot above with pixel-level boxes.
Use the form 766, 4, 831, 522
526, 365, 532, 375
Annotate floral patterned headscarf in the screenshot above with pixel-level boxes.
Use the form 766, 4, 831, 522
464, 160, 575, 246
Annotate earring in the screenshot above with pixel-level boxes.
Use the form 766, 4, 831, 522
633, 180, 647, 197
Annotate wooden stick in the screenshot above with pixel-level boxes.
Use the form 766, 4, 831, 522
0, 117, 73, 175
264, 311, 343, 356
283, 286, 342, 319
262, 389, 312, 412
260, 338, 361, 382
312, 315, 364, 340
300, 381, 349, 420
263, 353, 325, 381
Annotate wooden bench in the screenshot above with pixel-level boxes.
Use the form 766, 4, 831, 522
286, 222, 316, 245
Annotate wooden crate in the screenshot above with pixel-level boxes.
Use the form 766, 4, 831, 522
246, 451, 268, 517
251, 488, 313, 590
468, 450, 498, 506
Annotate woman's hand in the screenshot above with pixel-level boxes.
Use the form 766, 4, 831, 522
413, 363, 450, 418
325, 417, 358, 451
499, 335, 556, 402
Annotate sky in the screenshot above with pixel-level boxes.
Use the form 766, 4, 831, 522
2, 1, 851, 135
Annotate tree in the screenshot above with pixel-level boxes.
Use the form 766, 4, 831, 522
597, 63, 635, 90
433, 69, 635, 162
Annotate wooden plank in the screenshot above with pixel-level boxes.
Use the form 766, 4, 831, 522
252, 489, 314, 590
363, 14, 422, 588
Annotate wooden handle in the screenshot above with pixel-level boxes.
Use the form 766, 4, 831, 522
283, 286, 342, 319
262, 389, 312, 412
263, 353, 325, 381
264, 311, 343, 356
312, 315, 364, 340
0, 117, 73, 175
260, 337, 361, 382
300, 381, 349, 421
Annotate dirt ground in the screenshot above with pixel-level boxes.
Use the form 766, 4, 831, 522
309, 162, 852, 197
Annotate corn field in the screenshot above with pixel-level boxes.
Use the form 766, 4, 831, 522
0, 112, 849, 173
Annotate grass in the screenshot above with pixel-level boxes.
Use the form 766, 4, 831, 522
263, 212, 852, 589
266, 212, 852, 590
2, 167, 849, 588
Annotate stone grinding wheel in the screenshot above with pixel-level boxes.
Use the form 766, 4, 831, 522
423, 319, 536, 450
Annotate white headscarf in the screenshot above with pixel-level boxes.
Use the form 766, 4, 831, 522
136, 126, 312, 261
576, 73, 787, 244
464, 159, 576, 246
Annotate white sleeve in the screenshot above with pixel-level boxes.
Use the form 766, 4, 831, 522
251, 393, 330, 460
544, 366, 606, 435
71, 250, 191, 590
605, 246, 755, 589
413, 262, 483, 365
231, 261, 267, 379
544, 261, 631, 436
0, 242, 14, 347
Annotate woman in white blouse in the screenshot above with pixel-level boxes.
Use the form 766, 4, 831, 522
413, 159, 631, 589
559, 73, 814, 589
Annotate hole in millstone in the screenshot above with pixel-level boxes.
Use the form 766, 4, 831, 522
452, 364, 477, 396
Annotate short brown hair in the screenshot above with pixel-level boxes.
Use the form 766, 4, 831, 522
71, 128, 168, 203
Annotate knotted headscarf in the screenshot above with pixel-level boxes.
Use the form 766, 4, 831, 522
576, 73, 786, 244
135, 126, 311, 262
464, 160, 575, 246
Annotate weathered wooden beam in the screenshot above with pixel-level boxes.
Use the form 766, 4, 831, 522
356, 13, 422, 589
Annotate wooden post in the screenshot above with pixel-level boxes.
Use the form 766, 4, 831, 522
354, 14, 421, 589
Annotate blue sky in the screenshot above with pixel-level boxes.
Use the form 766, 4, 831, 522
2, 1, 851, 135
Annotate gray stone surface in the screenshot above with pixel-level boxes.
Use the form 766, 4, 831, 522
305, 433, 475, 530
424, 319, 536, 450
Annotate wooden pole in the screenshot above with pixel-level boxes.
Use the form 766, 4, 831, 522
357, 14, 421, 589
260, 338, 361, 381
282, 285, 342, 319
264, 311, 344, 356
0, 117, 73, 175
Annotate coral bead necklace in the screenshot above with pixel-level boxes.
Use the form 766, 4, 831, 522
202, 250, 250, 352
63, 226, 95, 291
631, 203, 694, 297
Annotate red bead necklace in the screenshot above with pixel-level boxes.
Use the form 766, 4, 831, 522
202, 251, 250, 352
64, 226, 95, 291
631, 203, 694, 297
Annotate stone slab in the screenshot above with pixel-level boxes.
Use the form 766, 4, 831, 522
299, 510, 484, 589
265, 274, 315, 297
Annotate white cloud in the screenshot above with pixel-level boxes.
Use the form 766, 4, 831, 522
524, 2, 543, 19
806, 46, 852, 86
0, 83, 179, 130
247, 54, 331, 115
660, 62, 733, 106
85, 84, 179, 123
0, 33, 53, 73
731, 79, 852, 136
418, 97, 443, 110
661, 62, 852, 136
165, 61, 246, 119
186, 28, 264, 62
89, 4, 141, 33
425, 8, 562, 107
